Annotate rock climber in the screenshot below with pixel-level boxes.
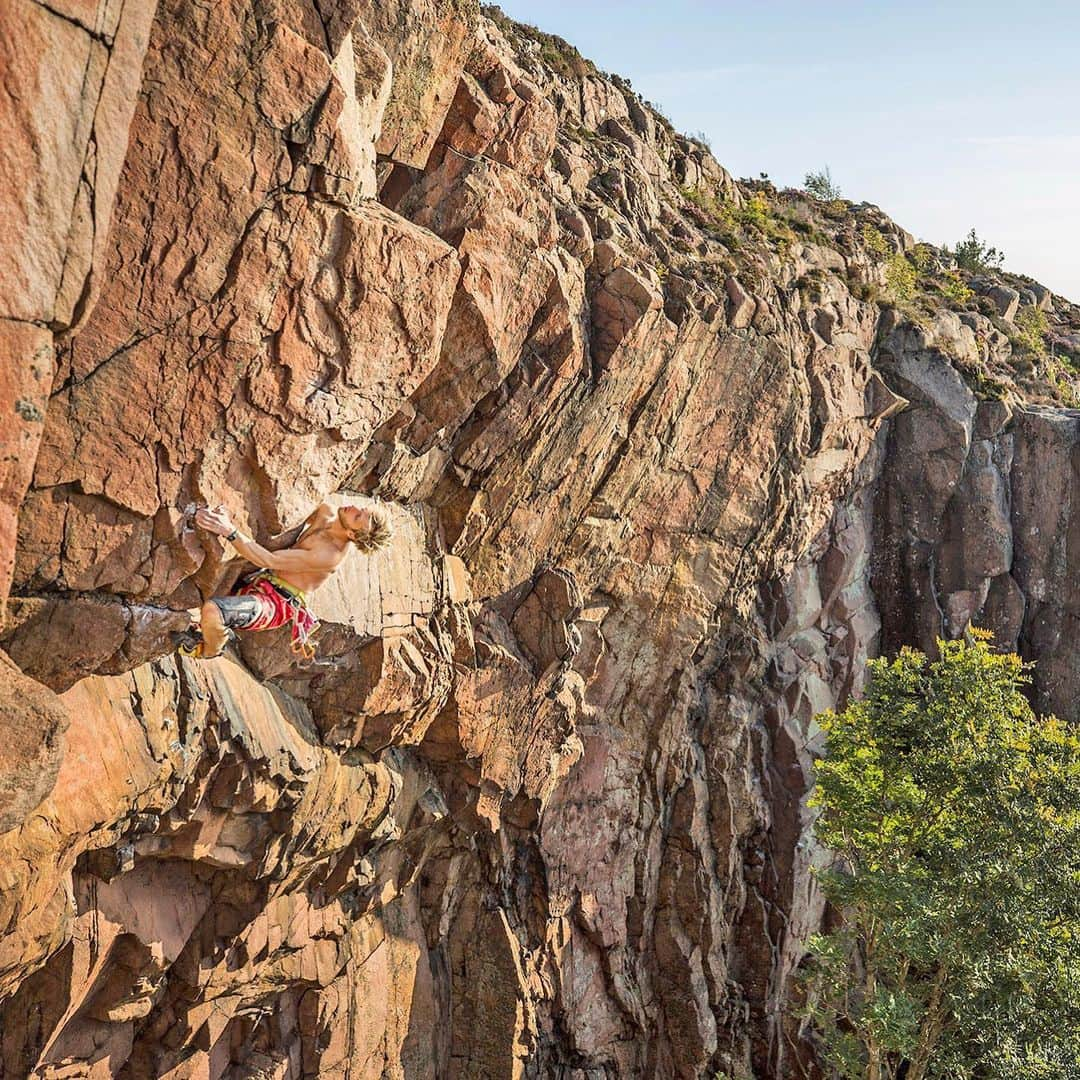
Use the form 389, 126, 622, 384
175, 501, 393, 660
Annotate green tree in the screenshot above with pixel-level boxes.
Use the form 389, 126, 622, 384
802, 633, 1080, 1080
951, 228, 1005, 271
806, 166, 843, 201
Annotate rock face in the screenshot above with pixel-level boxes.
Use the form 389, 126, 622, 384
871, 312, 1080, 721
2, 2, 1080, 1078
0, 0, 159, 613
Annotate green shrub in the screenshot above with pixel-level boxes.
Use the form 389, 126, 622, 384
739, 192, 770, 230
939, 271, 973, 307
1042, 355, 1080, 407
885, 253, 917, 302
969, 370, 1010, 400
951, 228, 1004, 271
797, 269, 829, 302
679, 184, 720, 216
910, 243, 935, 273
678, 185, 742, 251
862, 224, 890, 258
679, 185, 795, 256
803, 633, 1080, 1080
1055, 340, 1080, 369
1013, 305, 1049, 358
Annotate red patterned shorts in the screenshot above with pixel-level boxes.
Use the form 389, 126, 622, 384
211, 572, 319, 657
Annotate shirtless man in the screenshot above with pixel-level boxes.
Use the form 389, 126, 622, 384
179, 501, 392, 659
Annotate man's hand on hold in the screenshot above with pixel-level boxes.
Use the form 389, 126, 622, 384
195, 505, 236, 538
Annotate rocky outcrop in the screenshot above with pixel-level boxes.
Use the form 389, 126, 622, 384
0, 653, 397, 1076
2, 1, 1079, 1078
871, 310, 1080, 721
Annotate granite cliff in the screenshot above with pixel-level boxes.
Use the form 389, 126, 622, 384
2, 1, 1079, 1077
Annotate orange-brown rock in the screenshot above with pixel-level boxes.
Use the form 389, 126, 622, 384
0, 650, 69, 834
0, 0, 159, 611
2, 1, 1080, 1077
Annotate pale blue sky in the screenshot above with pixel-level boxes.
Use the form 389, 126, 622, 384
497, 1, 1080, 301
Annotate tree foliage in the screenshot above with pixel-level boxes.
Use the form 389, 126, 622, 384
951, 228, 1005, 271
806, 166, 843, 201
802, 633, 1080, 1080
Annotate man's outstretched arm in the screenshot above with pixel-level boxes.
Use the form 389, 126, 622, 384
195, 507, 333, 574
263, 503, 330, 551
263, 521, 307, 552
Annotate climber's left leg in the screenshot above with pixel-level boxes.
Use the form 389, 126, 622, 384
176, 594, 266, 659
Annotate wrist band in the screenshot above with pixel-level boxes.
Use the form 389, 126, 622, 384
226, 529, 239, 542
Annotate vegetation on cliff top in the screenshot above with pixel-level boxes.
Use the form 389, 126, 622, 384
950, 228, 1006, 272
489, 9, 1079, 410
482, 4, 596, 78
802, 633, 1080, 1080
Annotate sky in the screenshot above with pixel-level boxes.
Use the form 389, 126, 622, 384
496, 1, 1080, 301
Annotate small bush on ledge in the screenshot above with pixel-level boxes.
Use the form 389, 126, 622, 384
938, 271, 973, 308
1012, 306, 1049, 358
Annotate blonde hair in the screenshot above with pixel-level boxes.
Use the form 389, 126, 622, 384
351, 507, 393, 554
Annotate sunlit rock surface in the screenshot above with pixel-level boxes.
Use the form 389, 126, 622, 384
2, 1, 1078, 1077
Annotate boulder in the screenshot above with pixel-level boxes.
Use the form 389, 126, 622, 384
982, 283, 1020, 321
725, 274, 756, 329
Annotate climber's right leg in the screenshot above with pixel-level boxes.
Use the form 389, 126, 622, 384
199, 598, 228, 657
